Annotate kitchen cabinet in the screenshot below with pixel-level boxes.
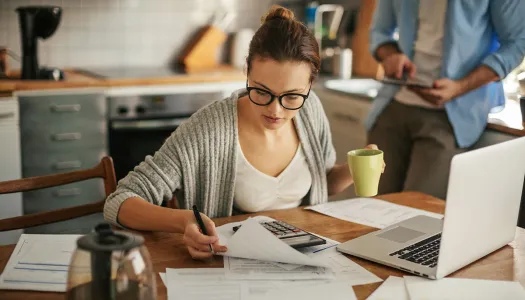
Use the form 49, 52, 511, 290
18, 91, 107, 234
0, 98, 23, 245
313, 85, 373, 201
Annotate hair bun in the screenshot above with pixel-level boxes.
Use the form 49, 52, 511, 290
262, 5, 295, 24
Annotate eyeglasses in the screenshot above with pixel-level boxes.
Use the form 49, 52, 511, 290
246, 80, 311, 110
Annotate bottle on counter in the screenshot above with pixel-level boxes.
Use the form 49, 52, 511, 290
305, 1, 319, 32
0, 47, 8, 78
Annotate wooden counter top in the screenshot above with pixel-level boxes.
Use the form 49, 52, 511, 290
0, 66, 246, 96
0, 71, 103, 94
487, 122, 525, 137
487, 99, 525, 137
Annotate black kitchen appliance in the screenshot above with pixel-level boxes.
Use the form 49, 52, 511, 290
16, 6, 65, 80
107, 90, 224, 181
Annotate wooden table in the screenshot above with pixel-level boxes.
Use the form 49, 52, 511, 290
1, 192, 524, 299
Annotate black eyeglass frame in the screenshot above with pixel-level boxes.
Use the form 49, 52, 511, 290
245, 80, 312, 110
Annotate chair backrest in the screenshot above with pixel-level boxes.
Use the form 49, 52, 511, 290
0, 156, 117, 232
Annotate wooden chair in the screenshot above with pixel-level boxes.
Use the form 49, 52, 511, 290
0, 156, 117, 232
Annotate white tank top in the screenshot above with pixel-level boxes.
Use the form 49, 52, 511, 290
234, 141, 312, 213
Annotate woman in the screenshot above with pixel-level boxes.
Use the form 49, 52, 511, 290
103, 5, 382, 260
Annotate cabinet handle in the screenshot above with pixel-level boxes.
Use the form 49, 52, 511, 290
0, 112, 15, 119
54, 188, 82, 197
52, 132, 82, 141
51, 104, 81, 113
334, 112, 360, 124
54, 160, 82, 170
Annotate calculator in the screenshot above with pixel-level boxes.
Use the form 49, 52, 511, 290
232, 220, 326, 249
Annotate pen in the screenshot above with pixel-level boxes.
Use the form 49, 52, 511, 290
192, 205, 215, 254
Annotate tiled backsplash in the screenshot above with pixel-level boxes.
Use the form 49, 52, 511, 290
0, 0, 280, 69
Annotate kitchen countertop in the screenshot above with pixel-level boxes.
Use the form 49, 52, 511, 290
0, 65, 246, 95
317, 76, 525, 138
2, 70, 523, 137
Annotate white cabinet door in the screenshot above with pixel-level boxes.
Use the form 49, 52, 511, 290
0, 125, 22, 245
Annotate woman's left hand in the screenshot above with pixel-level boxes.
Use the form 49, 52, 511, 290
364, 144, 386, 173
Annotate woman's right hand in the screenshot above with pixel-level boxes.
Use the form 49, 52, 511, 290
382, 53, 416, 79
182, 212, 228, 260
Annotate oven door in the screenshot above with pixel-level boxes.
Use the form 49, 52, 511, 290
109, 116, 190, 181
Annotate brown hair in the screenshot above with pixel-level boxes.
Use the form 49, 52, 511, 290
246, 5, 320, 82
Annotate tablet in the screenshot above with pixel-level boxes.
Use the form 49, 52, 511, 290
381, 77, 433, 89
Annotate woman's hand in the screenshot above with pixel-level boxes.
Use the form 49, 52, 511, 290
182, 212, 228, 260
364, 144, 386, 173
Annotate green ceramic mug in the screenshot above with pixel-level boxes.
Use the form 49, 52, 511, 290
347, 149, 384, 197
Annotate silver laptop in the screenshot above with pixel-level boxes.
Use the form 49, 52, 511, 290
337, 137, 525, 279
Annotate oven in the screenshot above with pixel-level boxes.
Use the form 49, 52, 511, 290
108, 92, 223, 181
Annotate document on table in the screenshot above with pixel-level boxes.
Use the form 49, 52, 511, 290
224, 256, 335, 281
366, 276, 408, 300
159, 273, 166, 286
404, 276, 525, 300
223, 235, 382, 285
245, 281, 357, 300
310, 245, 382, 286
166, 268, 357, 300
0, 234, 82, 292
306, 198, 443, 229
166, 268, 242, 300
216, 217, 328, 267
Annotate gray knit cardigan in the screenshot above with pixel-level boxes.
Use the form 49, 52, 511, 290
103, 88, 336, 225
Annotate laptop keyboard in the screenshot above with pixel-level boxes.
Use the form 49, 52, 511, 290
389, 233, 441, 268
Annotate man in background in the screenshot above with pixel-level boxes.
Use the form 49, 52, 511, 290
366, 0, 525, 199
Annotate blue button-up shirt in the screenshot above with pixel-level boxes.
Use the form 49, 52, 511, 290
365, 0, 525, 148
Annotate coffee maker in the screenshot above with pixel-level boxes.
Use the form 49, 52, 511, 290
16, 6, 65, 80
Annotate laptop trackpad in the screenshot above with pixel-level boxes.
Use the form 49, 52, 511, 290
377, 226, 426, 243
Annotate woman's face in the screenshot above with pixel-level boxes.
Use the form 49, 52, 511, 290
246, 57, 311, 130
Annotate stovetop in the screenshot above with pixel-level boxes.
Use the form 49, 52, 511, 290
78, 66, 185, 79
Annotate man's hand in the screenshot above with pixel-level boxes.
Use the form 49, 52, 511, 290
409, 78, 466, 106
382, 53, 417, 79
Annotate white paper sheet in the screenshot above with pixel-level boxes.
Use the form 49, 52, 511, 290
216, 216, 274, 244
246, 281, 357, 300
165, 268, 356, 300
404, 276, 525, 300
310, 245, 382, 286
166, 268, 242, 300
366, 276, 408, 300
306, 198, 443, 229
216, 217, 328, 267
223, 235, 382, 285
224, 256, 335, 281
0, 234, 82, 292
159, 273, 166, 286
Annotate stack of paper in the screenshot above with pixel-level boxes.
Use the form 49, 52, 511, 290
160, 216, 383, 300
306, 198, 443, 229
366, 276, 525, 300
0, 234, 81, 292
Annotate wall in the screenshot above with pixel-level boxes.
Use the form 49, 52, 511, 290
0, 0, 280, 69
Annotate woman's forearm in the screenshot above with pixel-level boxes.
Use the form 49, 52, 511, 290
327, 163, 354, 195
117, 197, 192, 233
